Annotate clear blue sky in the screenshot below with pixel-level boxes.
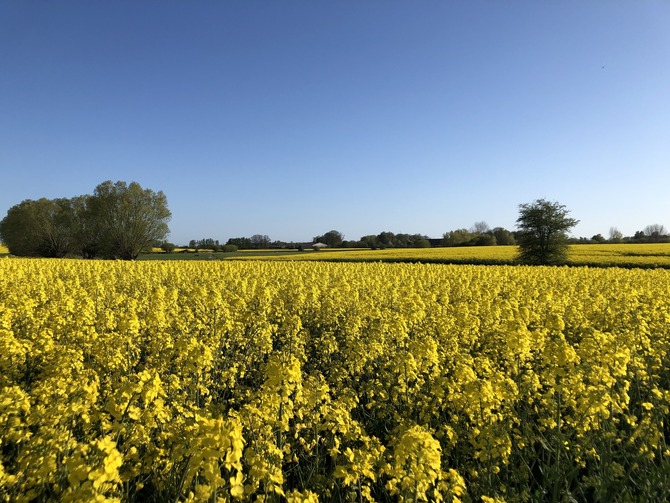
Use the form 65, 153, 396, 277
2, 1, 669, 245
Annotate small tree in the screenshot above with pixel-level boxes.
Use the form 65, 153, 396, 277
643, 224, 668, 243
227, 237, 253, 249
250, 234, 271, 249
471, 221, 490, 234
492, 227, 516, 245
609, 227, 623, 243
376, 231, 394, 248
359, 235, 378, 249
160, 241, 176, 253
313, 230, 344, 248
442, 229, 474, 247
516, 199, 579, 265
473, 233, 496, 246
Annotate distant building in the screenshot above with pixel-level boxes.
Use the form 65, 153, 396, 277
312, 242, 328, 250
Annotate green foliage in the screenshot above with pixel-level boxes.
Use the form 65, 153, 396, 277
443, 228, 475, 246
86, 181, 171, 260
160, 241, 176, 253
359, 235, 379, 249
0, 200, 43, 256
359, 232, 431, 249
313, 230, 344, 248
250, 234, 271, 249
516, 199, 579, 265
642, 224, 669, 243
443, 223, 509, 247
0, 198, 77, 257
472, 233, 496, 246
226, 237, 253, 249
492, 227, 516, 245
190, 238, 220, 251
0, 181, 171, 260
609, 227, 624, 243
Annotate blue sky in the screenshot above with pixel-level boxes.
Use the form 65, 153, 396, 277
1, 1, 669, 245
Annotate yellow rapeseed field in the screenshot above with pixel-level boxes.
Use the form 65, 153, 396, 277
1, 259, 669, 502
263, 246, 519, 263
242, 243, 670, 268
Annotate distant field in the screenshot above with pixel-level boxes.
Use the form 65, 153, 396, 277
264, 246, 518, 263
285, 243, 670, 268
0, 244, 9, 254
140, 248, 302, 260
139, 243, 670, 268
567, 243, 670, 267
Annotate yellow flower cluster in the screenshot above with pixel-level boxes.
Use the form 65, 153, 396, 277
1, 259, 669, 502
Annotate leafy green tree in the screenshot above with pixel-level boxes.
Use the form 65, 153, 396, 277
0, 200, 43, 256
0, 181, 170, 259
227, 237, 253, 249
442, 228, 474, 246
633, 231, 647, 243
472, 233, 496, 246
492, 227, 516, 245
516, 199, 578, 265
87, 181, 171, 260
69, 195, 101, 258
359, 235, 379, 249
0, 198, 76, 257
160, 241, 176, 253
313, 230, 344, 248
408, 234, 431, 248
376, 231, 395, 248
38, 198, 78, 257
250, 234, 271, 249
191, 238, 220, 250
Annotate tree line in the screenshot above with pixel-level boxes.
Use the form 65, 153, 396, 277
0, 181, 171, 260
186, 220, 669, 255
184, 199, 666, 266
584, 224, 670, 244
2, 187, 667, 264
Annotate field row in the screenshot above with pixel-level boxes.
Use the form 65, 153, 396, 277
263, 243, 670, 267
139, 243, 670, 268
1, 259, 670, 501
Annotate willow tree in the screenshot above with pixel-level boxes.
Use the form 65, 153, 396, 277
88, 180, 171, 259
0, 198, 76, 257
